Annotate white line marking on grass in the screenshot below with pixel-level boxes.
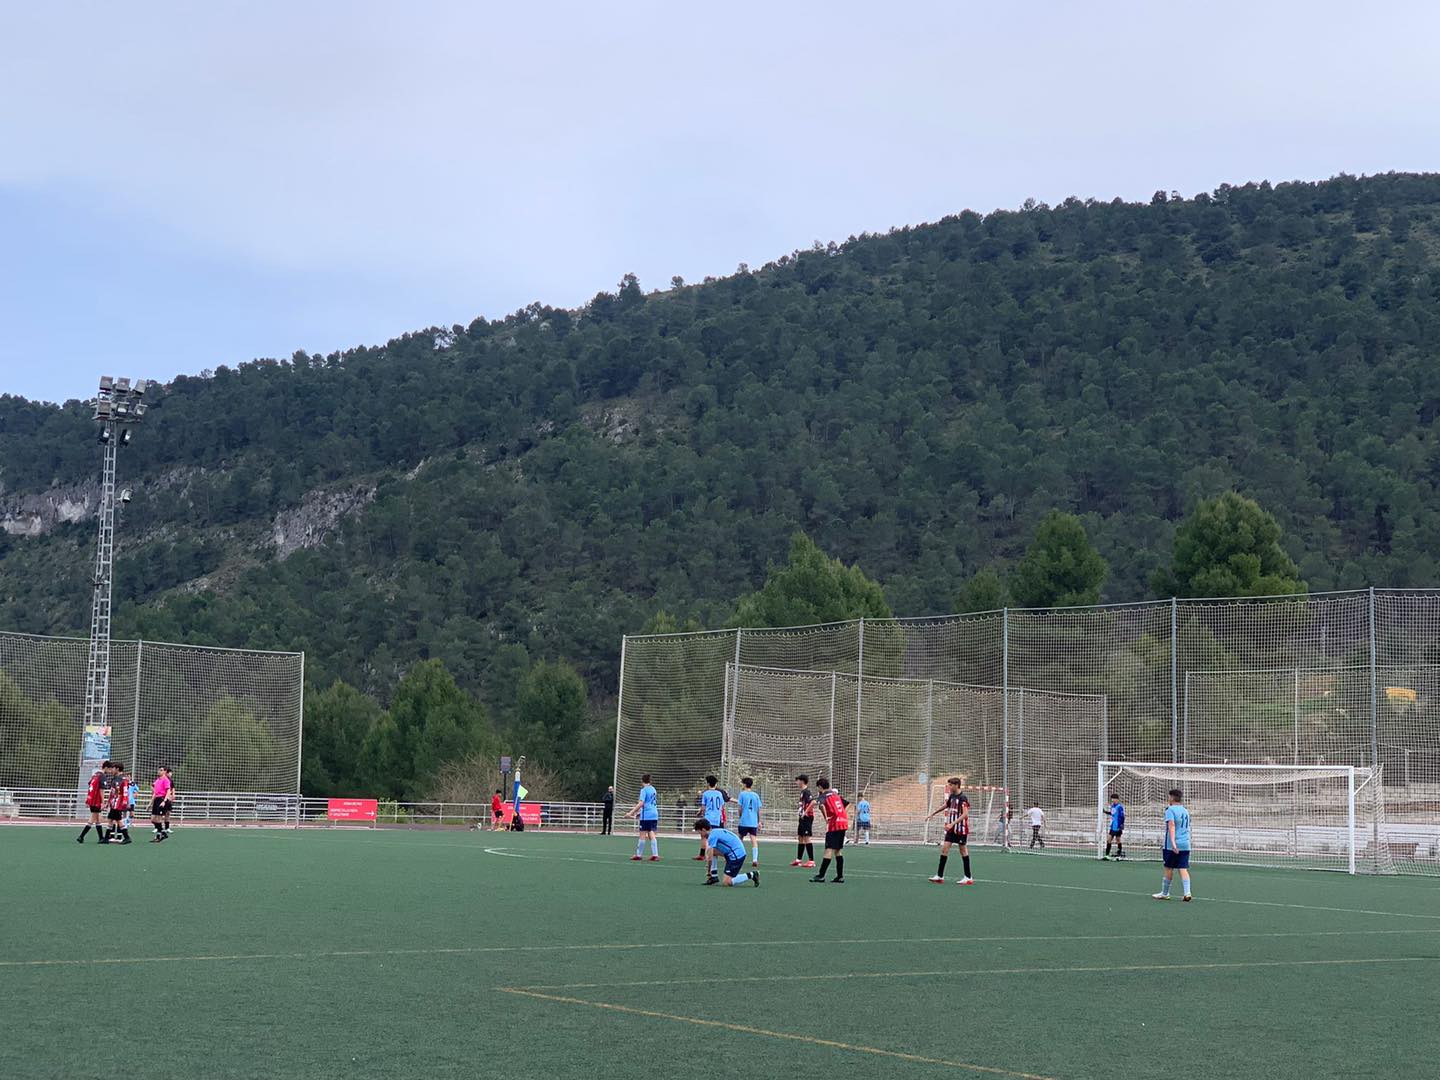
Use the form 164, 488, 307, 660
510, 955, 1440, 991
495, 988, 1056, 1079
8, 928, 1438, 970
477, 845, 1440, 923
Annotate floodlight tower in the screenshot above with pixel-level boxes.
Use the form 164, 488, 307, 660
82, 377, 148, 743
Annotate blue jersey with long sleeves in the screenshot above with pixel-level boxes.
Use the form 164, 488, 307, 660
701, 788, 726, 825
737, 790, 761, 828
1109, 802, 1125, 830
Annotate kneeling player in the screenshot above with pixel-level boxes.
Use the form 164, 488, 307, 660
810, 777, 848, 883
925, 777, 974, 885
694, 820, 759, 887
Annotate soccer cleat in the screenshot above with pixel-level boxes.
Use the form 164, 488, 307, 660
150, 837, 162, 843
956, 877, 974, 885
810, 875, 827, 883
693, 854, 706, 861
77, 835, 85, 843
1152, 892, 1170, 900
928, 875, 945, 884
631, 854, 643, 861
649, 855, 660, 861
1101, 855, 1110, 861
804, 860, 816, 868
1182, 895, 1193, 902
791, 859, 803, 867
705, 876, 718, 886
121, 837, 132, 845
751, 870, 760, 887
831, 877, 845, 884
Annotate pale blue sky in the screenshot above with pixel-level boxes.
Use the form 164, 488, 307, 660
3, 1, 1438, 404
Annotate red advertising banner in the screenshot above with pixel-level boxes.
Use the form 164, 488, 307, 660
517, 801, 542, 825
327, 798, 378, 821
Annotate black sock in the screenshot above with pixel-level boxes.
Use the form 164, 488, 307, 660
806, 843, 814, 860
797, 843, 805, 859
80, 825, 90, 838
937, 854, 948, 876
817, 857, 831, 877
835, 855, 843, 878
1104, 840, 1111, 855
962, 855, 972, 878
121, 829, 129, 840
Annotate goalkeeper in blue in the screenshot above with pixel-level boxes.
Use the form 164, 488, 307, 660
1102, 794, 1125, 860
694, 820, 760, 887
1153, 788, 1193, 901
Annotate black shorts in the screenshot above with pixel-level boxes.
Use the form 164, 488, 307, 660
152, 798, 167, 816
723, 855, 746, 878
161, 799, 174, 814
107, 809, 122, 822
797, 818, 814, 837
637, 819, 659, 832
943, 829, 969, 846
738, 825, 758, 837
1109, 828, 1123, 838
87, 802, 102, 814
1163, 849, 1191, 870
857, 820, 871, 830
825, 829, 846, 851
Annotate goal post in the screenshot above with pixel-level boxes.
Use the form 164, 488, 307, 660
1097, 761, 1393, 875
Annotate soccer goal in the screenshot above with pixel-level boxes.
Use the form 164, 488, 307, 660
1097, 761, 1395, 874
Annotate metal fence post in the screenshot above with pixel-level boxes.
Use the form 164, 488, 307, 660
1368, 588, 1380, 860
612, 636, 627, 790
1001, 608, 1010, 845
854, 618, 864, 797
295, 650, 305, 795
922, 679, 935, 844
131, 640, 143, 768
1170, 597, 1179, 761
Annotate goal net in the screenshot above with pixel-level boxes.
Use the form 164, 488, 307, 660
1098, 761, 1394, 874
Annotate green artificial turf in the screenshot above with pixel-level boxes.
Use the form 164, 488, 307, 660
2, 827, 1438, 1080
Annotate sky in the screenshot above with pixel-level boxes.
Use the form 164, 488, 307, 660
3, 1, 1439, 405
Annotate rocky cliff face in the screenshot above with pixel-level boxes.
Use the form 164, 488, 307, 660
271, 484, 376, 559
1, 482, 99, 537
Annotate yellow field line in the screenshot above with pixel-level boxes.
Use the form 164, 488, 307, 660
511, 954, 1440, 991
496, 987, 1056, 1079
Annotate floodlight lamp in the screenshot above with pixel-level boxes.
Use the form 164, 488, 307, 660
115, 377, 131, 392
120, 430, 132, 446
95, 400, 112, 419
98, 428, 111, 444
99, 376, 114, 391
133, 379, 148, 396
119, 488, 132, 503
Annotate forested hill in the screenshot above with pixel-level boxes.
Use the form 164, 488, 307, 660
5, 172, 1440, 715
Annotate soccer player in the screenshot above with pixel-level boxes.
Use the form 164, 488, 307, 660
1102, 794, 1126, 860
855, 792, 872, 844
122, 770, 139, 839
491, 789, 505, 831
791, 774, 816, 867
78, 761, 108, 843
150, 766, 172, 842
926, 777, 974, 885
1026, 802, 1046, 848
159, 766, 175, 837
697, 776, 727, 875
694, 820, 759, 887
626, 773, 661, 861
1153, 788, 1193, 901
810, 777, 848, 883
736, 777, 762, 865
103, 762, 127, 842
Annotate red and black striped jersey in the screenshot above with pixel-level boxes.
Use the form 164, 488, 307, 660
943, 791, 969, 830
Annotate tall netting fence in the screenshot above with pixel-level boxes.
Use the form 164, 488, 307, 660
723, 663, 1105, 847
0, 631, 303, 795
616, 590, 1440, 874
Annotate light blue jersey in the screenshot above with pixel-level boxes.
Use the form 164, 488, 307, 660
857, 798, 871, 824
1164, 803, 1191, 851
701, 787, 726, 826
706, 827, 745, 861
639, 784, 659, 822
737, 789, 761, 828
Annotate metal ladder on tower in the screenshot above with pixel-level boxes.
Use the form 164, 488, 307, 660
82, 431, 118, 732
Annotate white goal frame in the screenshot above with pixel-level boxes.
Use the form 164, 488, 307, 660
1098, 760, 1361, 875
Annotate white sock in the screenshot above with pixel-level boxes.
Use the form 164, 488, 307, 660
637, 837, 645, 856
650, 838, 659, 856
730, 873, 749, 886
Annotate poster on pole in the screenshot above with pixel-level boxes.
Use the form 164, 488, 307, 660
80, 724, 112, 772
